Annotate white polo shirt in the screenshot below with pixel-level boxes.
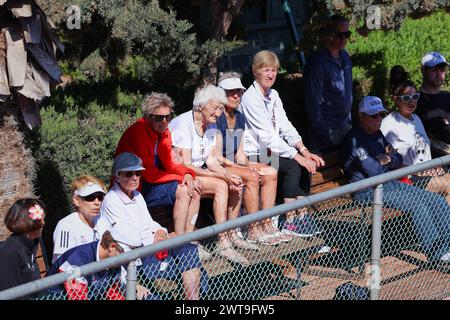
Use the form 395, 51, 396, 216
98, 183, 166, 247
169, 110, 217, 168
52, 212, 103, 263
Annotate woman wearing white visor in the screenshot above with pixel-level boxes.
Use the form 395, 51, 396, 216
52, 175, 107, 263
216, 72, 291, 246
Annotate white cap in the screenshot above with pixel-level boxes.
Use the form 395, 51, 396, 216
74, 182, 105, 197
358, 96, 388, 115
110, 223, 142, 252
421, 51, 450, 68
218, 77, 246, 90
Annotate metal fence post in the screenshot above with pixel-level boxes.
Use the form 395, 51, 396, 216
126, 260, 137, 300
370, 184, 383, 300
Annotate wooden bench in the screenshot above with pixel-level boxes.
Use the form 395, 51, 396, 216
37, 239, 49, 277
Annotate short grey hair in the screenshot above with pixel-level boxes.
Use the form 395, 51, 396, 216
217, 71, 242, 83
141, 92, 174, 118
192, 85, 227, 112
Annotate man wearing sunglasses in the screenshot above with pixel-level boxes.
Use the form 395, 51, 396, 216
52, 175, 107, 263
342, 96, 450, 265
304, 14, 353, 153
114, 92, 202, 237
416, 51, 450, 156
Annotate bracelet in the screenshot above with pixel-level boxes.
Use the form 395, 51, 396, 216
299, 146, 308, 155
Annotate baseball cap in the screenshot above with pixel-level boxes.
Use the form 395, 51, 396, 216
421, 51, 450, 68
110, 223, 142, 252
218, 77, 246, 90
112, 152, 145, 177
74, 182, 105, 197
358, 96, 388, 116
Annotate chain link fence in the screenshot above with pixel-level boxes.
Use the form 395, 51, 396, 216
1, 156, 449, 300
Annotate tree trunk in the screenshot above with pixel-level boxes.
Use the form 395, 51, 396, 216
0, 115, 36, 240
203, 0, 246, 84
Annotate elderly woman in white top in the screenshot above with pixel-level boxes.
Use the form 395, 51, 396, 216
170, 85, 250, 265
381, 77, 449, 204
240, 50, 325, 237
215, 71, 291, 246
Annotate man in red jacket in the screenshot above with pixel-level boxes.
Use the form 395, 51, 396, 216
115, 93, 203, 236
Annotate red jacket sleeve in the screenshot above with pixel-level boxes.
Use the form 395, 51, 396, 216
115, 120, 194, 185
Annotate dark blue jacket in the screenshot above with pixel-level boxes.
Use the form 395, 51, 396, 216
341, 125, 403, 188
304, 48, 353, 137
46, 241, 122, 299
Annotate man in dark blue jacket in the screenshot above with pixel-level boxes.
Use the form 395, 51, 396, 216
304, 15, 353, 153
342, 96, 450, 264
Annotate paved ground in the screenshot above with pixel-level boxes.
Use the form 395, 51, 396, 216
263, 249, 449, 300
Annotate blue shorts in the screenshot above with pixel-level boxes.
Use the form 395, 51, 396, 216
141, 181, 178, 208
139, 243, 208, 293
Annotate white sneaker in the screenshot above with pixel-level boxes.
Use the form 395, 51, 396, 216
317, 245, 331, 254
439, 252, 450, 263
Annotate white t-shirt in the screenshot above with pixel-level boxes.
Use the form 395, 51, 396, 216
52, 212, 104, 262
381, 111, 431, 166
98, 183, 166, 247
169, 110, 217, 168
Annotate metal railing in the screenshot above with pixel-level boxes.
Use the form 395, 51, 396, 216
1, 155, 449, 300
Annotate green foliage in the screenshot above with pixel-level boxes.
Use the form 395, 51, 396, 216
347, 10, 450, 109
34, 103, 137, 190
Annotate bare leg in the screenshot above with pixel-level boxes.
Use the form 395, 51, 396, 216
185, 190, 201, 233
173, 185, 192, 235
181, 268, 201, 300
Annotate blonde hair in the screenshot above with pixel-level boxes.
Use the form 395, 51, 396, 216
192, 85, 227, 112
71, 175, 107, 194
141, 92, 175, 119
252, 50, 280, 73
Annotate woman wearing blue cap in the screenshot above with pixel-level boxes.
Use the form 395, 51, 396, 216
98, 152, 204, 299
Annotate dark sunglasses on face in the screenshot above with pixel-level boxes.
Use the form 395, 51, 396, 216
395, 93, 420, 103
369, 112, 387, 119
149, 113, 173, 122
123, 170, 143, 178
334, 31, 352, 39
81, 192, 105, 202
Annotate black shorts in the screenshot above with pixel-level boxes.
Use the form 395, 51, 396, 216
256, 155, 311, 199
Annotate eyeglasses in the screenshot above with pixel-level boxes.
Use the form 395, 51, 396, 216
334, 31, 352, 39
394, 93, 420, 103
122, 171, 143, 178
81, 192, 105, 202
226, 89, 244, 96
368, 112, 387, 119
149, 113, 173, 122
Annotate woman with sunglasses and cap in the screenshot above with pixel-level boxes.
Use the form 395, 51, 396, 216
98, 152, 204, 299
115, 92, 202, 237
215, 71, 291, 246
381, 71, 450, 203
52, 175, 107, 263
0, 198, 46, 297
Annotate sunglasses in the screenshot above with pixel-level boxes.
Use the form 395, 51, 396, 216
149, 113, 173, 122
122, 170, 143, 178
368, 112, 388, 119
81, 192, 105, 202
394, 93, 420, 103
334, 31, 352, 39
